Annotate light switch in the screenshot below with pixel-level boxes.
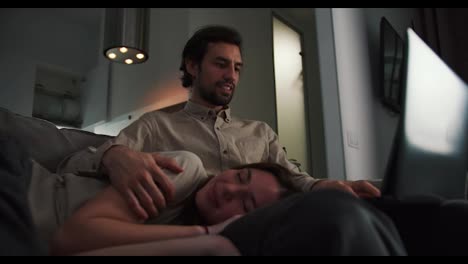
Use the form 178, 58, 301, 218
347, 131, 359, 149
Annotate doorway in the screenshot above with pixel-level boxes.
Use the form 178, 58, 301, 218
273, 15, 311, 173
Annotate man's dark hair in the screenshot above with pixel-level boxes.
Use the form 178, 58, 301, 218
232, 163, 301, 199
179, 25, 243, 88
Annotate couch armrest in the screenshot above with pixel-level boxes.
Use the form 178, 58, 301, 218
0, 107, 112, 172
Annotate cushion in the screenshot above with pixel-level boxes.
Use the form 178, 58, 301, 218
0, 107, 111, 172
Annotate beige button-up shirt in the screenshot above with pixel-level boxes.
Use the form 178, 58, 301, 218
60, 101, 318, 192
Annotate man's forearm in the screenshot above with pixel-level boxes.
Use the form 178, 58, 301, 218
100, 145, 128, 175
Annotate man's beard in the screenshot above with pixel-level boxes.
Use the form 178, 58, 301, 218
198, 82, 234, 106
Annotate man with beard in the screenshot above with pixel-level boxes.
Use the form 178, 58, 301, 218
58, 25, 380, 221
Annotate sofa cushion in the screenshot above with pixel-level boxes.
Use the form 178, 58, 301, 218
0, 107, 111, 172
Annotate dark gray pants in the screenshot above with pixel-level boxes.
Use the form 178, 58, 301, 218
0, 134, 43, 256
221, 190, 407, 256
222, 189, 468, 256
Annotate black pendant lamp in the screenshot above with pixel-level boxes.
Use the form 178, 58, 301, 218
103, 8, 150, 65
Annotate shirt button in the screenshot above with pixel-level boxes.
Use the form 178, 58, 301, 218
223, 150, 228, 154
216, 127, 220, 130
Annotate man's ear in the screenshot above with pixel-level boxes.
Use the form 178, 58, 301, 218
185, 59, 199, 78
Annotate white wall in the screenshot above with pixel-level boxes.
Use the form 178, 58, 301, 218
0, 55, 36, 116
80, 58, 109, 129
332, 8, 379, 181
312, 8, 347, 180
331, 8, 420, 180
0, 8, 100, 117
80, 9, 110, 129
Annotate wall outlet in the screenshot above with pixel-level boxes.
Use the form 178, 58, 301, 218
347, 131, 360, 149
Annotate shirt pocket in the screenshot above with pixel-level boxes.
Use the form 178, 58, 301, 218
235, 138, 268, 164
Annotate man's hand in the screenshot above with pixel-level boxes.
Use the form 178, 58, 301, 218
101, 146, 183, 220
312, 180, 381, 198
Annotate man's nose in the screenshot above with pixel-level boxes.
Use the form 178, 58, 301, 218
223, 65, 237, 82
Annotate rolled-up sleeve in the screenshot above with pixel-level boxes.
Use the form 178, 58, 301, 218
57, 114, 155, 177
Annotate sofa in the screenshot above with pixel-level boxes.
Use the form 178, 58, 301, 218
3, 106, 468, 256
0, 107, 115, 249
0, 107, 112, 174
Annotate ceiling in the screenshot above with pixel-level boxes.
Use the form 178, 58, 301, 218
276, 8, 314, 25
40, 8, 103, 28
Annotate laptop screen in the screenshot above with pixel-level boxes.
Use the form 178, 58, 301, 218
381, 28, 468, 200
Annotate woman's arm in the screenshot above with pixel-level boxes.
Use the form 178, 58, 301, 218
50, 186, 205, 256
76, 235, 241, 256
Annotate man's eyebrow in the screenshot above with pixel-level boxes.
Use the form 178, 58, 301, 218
214, 57, 243, 67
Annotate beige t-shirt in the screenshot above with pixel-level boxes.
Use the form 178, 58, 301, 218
59, 101, 318, 192
29, 151, 209, 246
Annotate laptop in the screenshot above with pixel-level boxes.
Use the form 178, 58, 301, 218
380, 28, 468, 200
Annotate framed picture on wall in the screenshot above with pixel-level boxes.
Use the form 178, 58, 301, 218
379, 17, 405, 114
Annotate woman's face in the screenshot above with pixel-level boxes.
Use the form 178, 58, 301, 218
195, 168, 282, 225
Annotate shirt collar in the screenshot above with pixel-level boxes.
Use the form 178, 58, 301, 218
184, 101, 232, 123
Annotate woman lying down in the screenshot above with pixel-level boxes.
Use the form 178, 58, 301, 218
50, 151, 299, 256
